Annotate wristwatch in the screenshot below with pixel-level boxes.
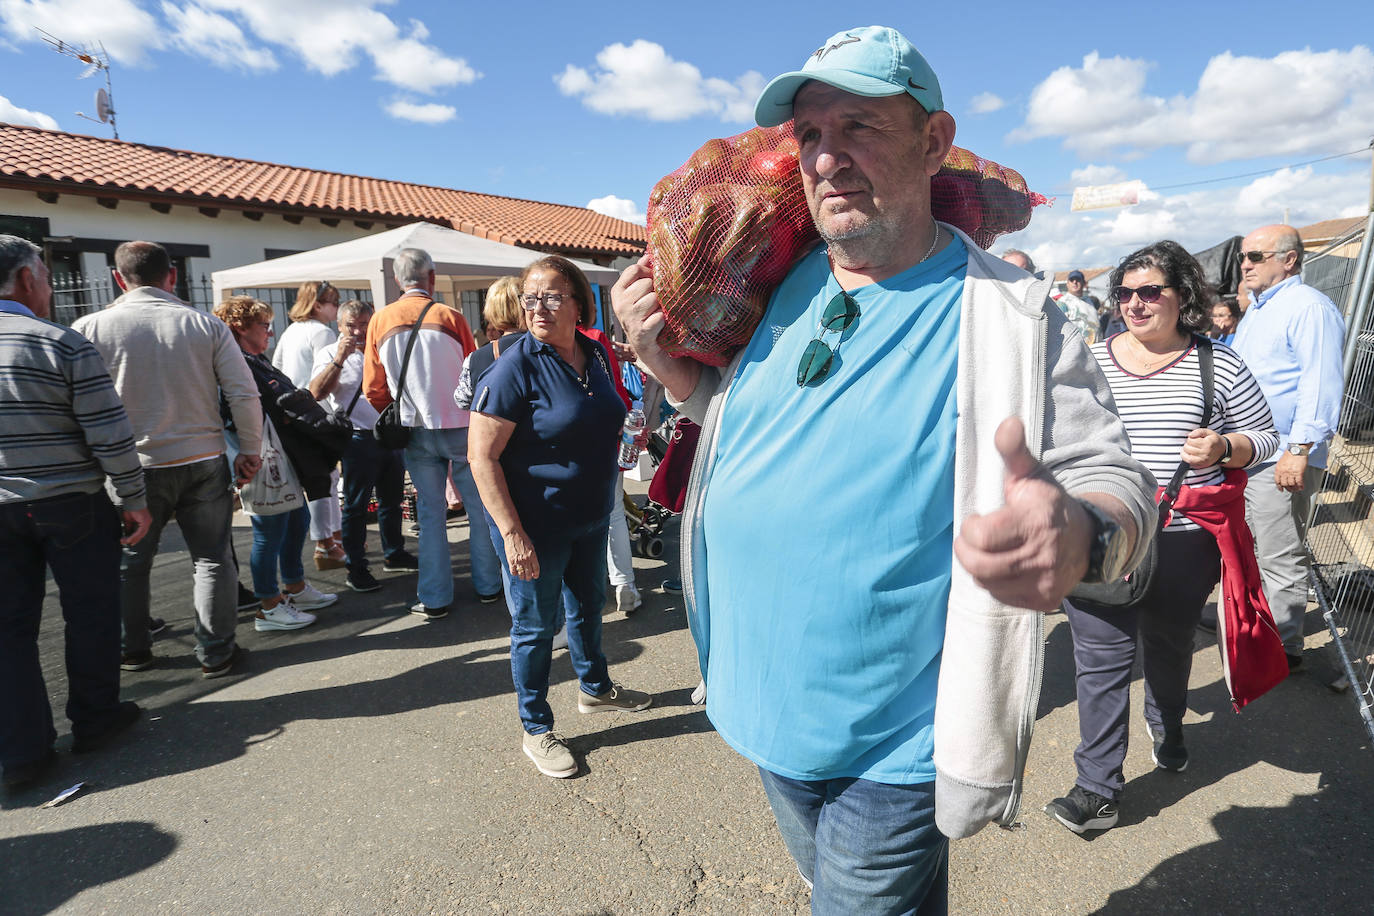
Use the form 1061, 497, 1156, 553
1288, 443, 1312, 457
1219, 437, 1233, 466
1078, 499, 1129, 585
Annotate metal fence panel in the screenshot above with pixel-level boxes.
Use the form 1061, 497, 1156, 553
1307, 219, 1374, 746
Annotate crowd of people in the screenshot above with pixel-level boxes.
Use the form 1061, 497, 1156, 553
0, 21, 1351, 915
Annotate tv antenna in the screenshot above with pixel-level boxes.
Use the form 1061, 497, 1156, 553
36, 29, 118, 139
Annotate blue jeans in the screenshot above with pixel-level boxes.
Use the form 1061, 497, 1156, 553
405, 427, 502, 607
340, 432, 406, 572
119, 456, 237, 666
758, 769, 948, 916
249, 505, 309, 599
0, 489, 124, 772
488, 515, 614, 734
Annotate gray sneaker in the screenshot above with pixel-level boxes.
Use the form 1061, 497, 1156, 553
522, 731, 577, 778
578, 683, 652, 714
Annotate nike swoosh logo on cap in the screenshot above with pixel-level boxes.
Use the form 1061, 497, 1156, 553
909, 79, 926, 90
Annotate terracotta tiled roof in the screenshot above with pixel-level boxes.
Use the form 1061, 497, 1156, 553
0, 123, 645, 258
1297, 216, 1365, 245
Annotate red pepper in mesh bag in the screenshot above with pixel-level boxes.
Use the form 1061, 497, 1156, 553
647, 127, 1048, 366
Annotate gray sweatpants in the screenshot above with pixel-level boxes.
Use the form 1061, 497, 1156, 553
1243, 463, 1322, 656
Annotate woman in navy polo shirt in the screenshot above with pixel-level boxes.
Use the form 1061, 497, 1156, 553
468, 256, 653, 779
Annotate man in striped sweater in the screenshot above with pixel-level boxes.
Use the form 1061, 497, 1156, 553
0, 235, 152, 792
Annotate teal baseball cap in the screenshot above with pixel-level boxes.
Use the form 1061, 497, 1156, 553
754, 25, 944, 127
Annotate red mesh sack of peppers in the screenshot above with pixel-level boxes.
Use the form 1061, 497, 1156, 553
645, 124, 1049, 366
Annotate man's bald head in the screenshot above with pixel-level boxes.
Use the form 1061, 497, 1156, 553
1240, 224, 1303, 298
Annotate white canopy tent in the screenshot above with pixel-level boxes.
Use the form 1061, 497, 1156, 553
211, 221, 622, 331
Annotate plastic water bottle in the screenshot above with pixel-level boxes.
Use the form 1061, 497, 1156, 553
618, 400, 646, 471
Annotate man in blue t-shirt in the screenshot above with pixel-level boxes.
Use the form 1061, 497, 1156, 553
613, 26, 1153, 913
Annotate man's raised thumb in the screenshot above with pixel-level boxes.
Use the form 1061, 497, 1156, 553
995, 416, 1039, 482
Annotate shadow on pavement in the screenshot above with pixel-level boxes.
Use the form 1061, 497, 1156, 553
1098, 792, 1374, 913
0, 822, 177, 915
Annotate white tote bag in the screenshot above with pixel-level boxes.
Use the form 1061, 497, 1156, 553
238, 415, 304, 517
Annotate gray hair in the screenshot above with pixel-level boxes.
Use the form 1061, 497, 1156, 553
337, 299, 374, 322
1000, 248, 1036, 274
1272, 225, 1305, 271
393, 248, 434, 287
0, 235, 42, 298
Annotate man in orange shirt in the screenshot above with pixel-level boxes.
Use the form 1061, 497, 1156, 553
363, 248, 502, 618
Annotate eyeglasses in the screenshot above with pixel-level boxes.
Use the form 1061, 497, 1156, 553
797, 291, 860, 386
1236, 250, 1278, 264
1112, 284, 1173, 304
521, 292, 568, 311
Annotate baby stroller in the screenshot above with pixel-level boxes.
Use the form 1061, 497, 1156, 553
625, 407, 700, 559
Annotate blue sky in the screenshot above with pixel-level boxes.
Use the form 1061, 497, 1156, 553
2, 0, 1371, 274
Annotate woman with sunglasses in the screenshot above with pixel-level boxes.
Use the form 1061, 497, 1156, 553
274, 280, 347, 570
469, 256, 652, 779
1045, 240, 1278, 835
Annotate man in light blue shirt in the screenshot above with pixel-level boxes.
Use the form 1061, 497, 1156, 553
1232, 223, 1345, 668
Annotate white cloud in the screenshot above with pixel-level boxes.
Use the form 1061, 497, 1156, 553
0, 92, 58, 128
0, 0, 479, 94
384, 98, 455, 124
996, 162, 1370, 273
586, 194, 646, 226
1070, 164, 1128, 186
161, 2, 275, 72
1012, 46, 1374, 164
969, 92, 1005, 114
557, 40, 766, 123
194, 0, 478, 93
0, 0, 162, 64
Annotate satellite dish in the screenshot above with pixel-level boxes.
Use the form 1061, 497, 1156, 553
95, 88, 112, 123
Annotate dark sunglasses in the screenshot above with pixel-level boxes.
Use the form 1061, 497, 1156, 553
1112, 284, 1173, 304
1236, 250, 1278, 264
797, 291, 860, 386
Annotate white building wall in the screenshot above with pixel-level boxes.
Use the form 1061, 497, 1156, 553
1, 188, 382, 275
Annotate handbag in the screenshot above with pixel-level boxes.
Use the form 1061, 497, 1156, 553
275, 388, 352, 460
1070, 336, 1214, 610
374, 300, 437, 450
238, 416, 305, 517
648, 417, 701, 514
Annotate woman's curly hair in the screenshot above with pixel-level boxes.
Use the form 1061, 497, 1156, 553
1107, 240, 1211, 333
214, 295, 272, 333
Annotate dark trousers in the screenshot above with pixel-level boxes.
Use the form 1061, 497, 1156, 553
340, 432, 406, 572
1064, 527, 1221, 799
0, 489, 124, 771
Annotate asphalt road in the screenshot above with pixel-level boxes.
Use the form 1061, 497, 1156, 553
3, 485, 1371, 915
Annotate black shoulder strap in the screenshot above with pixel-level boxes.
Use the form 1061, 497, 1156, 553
393, 300, 437, 409
1196, 334, 1215, 428
344, 375, 365, 417
1162, 335, 1217, 502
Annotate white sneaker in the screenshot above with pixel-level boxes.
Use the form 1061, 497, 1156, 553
285, 581, 337, 611
615, 584, 642, 614
255, 597, 317, 632
551, 625, 569, 651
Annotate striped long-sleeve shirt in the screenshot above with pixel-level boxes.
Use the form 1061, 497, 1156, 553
0, 306, 146, 509
1090, 334, 1278, 531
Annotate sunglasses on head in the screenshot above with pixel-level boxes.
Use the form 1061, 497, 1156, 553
797, 291, 860, 386
1112, 284, 1173, 304
1236, 250, 1279, 264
